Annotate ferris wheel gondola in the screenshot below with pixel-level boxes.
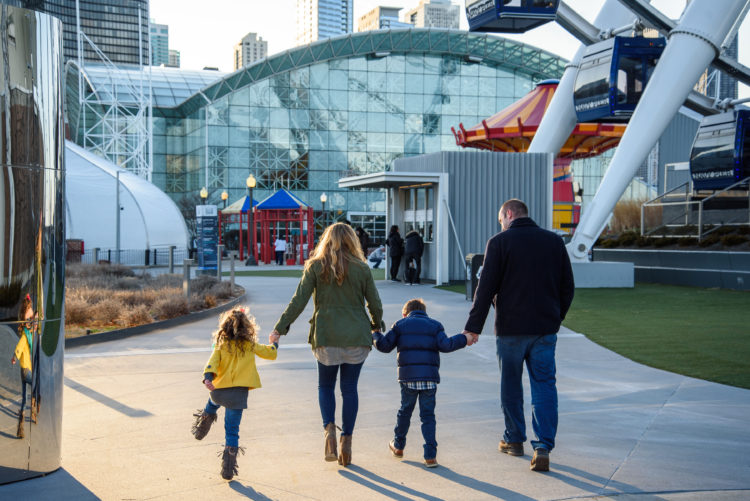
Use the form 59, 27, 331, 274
466, 0, 559, 33
690, 109, 750, 190
573, 36, 666, 123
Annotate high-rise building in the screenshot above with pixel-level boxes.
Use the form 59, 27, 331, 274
233, 32, 268, 70
357, 6, 412, 31
296, 0, 353, 46
150, 21, 169, 67
404, 0, 460, 29
168, 50, 181, 68
6, 0, 150, 65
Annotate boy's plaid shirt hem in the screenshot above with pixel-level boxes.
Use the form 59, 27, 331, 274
403, 381, 437, 390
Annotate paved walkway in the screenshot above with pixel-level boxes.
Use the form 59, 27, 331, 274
3, 274, 749, 500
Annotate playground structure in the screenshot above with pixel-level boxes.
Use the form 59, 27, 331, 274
470, 0, 750, 262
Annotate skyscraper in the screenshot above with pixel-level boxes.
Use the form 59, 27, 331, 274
296, 0, 353, 46
357, 6, 412, 31
233, 32, 268, 70
168, 49, 181, 68
150, 21, 169, 67
404, 0, 460, 29
6, 0, 149, 65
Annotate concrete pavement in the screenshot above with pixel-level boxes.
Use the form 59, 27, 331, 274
2, 272, 749, 500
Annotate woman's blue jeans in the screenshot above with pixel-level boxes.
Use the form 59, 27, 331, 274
204, 398, 243, 447
317, 361, 364, 436
496, 334, 558, 451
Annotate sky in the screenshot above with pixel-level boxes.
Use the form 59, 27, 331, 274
150, 0, 749, 99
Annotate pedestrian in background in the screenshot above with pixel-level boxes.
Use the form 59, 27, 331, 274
386, 225, 404, 282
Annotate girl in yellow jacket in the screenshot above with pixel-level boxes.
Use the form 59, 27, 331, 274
191, 306, 278, 480
10, 294, 36, 438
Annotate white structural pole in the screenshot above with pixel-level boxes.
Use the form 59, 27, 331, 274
528, 0, 638, 155
567, 0, 750, 261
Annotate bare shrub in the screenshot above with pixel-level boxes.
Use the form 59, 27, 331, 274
152, 274, 182, 289
188, 296, 206, 312
115, 277, 142, 290
121, 305, 153, 327
204, 294, 217, 308
153, 295, 189, 320
207, 281, 232, 299
91, 299, 122, 325
190, 275, 219, 296
65, 297, 91, 325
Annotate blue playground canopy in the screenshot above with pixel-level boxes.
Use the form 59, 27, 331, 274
256, 189, 309, 210
222, 195, 258, 213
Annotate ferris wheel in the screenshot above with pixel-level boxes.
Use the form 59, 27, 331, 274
466, 0, 750, 261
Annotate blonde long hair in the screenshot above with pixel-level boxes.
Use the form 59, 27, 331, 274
306, 223, 365, 285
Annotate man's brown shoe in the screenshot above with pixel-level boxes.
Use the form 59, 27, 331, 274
499, 440, 524, 456
423, 458, 438, 468
388, 440, 403, 458
530, 448, 550, 472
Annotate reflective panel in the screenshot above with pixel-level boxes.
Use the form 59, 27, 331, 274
0, 6, 65, 483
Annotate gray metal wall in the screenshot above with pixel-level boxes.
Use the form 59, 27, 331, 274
393, 151, 553, 281
0, 5, 65, 483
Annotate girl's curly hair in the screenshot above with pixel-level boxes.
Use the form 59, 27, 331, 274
212, 306, 258, 353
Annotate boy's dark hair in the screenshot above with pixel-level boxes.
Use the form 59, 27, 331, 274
402, 298, 426, 316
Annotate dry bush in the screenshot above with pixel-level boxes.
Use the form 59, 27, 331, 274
120, 305, 153, 327
114, 277, 142, 290
153, 295, 189, 320
152, 274, 183, 289
65, 297, 91, 325
188, 296, 206, 312
75, 286, 110, 305
190, 275, 220, 296
207, 281, 232, 299
204, 294, 217, 308
610, 200, 646, 234
90, 298, 122, 325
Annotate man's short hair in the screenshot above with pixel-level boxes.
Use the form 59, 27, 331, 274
500, 199, 528, 217
402, 298, 427, 316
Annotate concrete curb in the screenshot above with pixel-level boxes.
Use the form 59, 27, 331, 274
64, 291, 246, 348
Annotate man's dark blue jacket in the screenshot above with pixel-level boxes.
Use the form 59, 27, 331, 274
373, 310, 466, 383
465, 217, 575, 337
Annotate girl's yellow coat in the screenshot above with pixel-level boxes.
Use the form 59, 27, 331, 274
203, 342, 277, 389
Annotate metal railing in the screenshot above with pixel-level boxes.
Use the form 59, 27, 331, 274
641, 177, 750, 240
78, 247, 190, 267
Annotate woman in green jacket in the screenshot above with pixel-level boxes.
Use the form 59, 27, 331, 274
271, 223, 383, 466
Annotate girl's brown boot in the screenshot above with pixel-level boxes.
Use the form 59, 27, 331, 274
324, 422, 338, 461
338, 434, 352, 466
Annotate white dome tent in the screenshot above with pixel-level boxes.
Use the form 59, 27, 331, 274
65, 141, 189, 263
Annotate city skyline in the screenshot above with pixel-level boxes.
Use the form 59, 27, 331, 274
150, 0, 749, 98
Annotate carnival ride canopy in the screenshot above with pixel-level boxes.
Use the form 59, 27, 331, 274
453, 79, 626, 160
65, 141, 190, 250
256, 189, 310, 210
221, 195, 258, 214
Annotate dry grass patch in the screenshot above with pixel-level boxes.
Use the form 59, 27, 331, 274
65, 263, 242, 337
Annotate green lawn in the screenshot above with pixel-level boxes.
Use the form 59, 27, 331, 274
225, 267, 386, 280
438, 282, 750, 389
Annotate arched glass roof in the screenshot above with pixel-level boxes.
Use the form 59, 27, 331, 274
66, 62, 226, 107
177, 28, 568, 116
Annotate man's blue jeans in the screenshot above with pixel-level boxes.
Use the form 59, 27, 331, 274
393, 384, 437, 459
317, 361, 364, 436
496, 334, 558, 451
204, 398, 243, 447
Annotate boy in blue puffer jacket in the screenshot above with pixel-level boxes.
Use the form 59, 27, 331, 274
373, 298, 470, 467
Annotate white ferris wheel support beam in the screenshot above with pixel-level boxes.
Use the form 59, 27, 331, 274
527, 0, 639, 159
567, 0, 750, 261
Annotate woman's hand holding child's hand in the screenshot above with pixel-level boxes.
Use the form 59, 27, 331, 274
269, 331, 281, 344
203, 379, 215, 391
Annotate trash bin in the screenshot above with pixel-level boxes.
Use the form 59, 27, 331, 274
465, 253, 484, 301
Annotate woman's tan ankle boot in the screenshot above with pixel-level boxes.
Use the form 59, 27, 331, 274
324, 423, 338, 461
338, 434, 352, 466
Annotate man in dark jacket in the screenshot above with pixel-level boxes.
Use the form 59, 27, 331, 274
386, 225, 404, 282
464, 199, 574, 472
373, 299, 469, 467
403, 229, 424, 284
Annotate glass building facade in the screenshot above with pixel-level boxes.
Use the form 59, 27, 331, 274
7, 0, 149, 65
67, 29, 567, 226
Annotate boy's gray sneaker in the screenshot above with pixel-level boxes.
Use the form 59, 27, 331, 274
191, 409, 217, 440
530, 448, 550, 472
498, 440, 524, 456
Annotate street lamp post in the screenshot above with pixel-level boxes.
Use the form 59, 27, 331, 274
320, 192, 327, 230
221, 190, 228, 209
195, 187, 208, 261
220, 190, 228, 250
246, 174, 257, 266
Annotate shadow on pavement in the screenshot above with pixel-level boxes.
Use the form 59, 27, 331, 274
339, 465, 443, 500
229, 480, 275, 500
64, 378, 152, 418
550, 462, 668, 499
403, 460, 536, 500
0, 468, 99, 500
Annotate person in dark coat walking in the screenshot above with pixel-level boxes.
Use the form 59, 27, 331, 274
403, 229, 424, 285
373, 298, 469, 467
464, 199, 574, 473
355, 227, 369, 257
385, 225, 404, 281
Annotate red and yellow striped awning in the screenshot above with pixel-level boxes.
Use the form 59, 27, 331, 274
451, 80, 626, 160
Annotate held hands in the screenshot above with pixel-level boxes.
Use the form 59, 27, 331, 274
10, 355, 16, 365
203, 379, 215, 391
463, 331, 479, 346
269, 330, 281, 344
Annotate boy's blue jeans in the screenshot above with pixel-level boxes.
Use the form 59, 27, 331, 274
204, 399, 243, 447
317, 361, 363, 436
393, 383, 437, 459
496, 334, 558, 451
